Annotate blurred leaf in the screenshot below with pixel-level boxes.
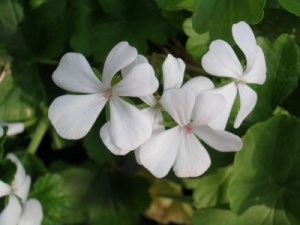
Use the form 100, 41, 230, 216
0, 158, 17, 184
192, 0, 265, 43
183, 18, 210, 61
192, 209, 237, 225
59, 163, 151, 225
155, 0, 194, 11
245, 35, 300, 125
20, 0, 69, 59
30, 173, 69, 225
228, 115, 300, 223
184, 165, 232, 209
71, 0, 176, 62
15, 151, 47, 175
277, 0, 300, 16
86, 170, 151, 225
82, 119, 115, 164
0, 61, 46, 121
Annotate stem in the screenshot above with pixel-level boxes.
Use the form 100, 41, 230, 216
37, 58, 59, 65
185, 64, 207, 75
27, 116, 49, 155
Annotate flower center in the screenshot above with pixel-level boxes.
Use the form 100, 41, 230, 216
155, 102, 163, 111
185, 124, 193, 135
102, 88, 112, 99
234, 79, 247, 85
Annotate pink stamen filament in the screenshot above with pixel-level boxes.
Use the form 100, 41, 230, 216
185, 126, 192, 135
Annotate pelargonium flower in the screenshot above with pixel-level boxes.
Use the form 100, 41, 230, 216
0, 154, 43, 225
0, 122, 24, 137
136, 89, 243, 178
202, 21, 267, 129
49, 42, 159, 154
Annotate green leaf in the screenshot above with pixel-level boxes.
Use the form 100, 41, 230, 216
0, 158, 17, 184
82, 119, 115, 164
192, 208, 237, 225
277, 0, 300, 16
71, 0, 176, 62
15, 151, 47, 176
155, 0, 194, 11
192, 0, 265, 42
30, 173, 69, 225
0, 61, 46, 121
183, 18, 210, 61
86, 170, 151, 225
228, 115, 300, 223
245, 35, 300, 125
184, 165, 232, 209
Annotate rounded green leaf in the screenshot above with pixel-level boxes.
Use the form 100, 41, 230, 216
228, 115, 300, 224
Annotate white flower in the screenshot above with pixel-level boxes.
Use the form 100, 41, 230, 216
0, 122, 24, 137
137, 89, 243, 178
202, 21, 267, 129
0, 154, 43, 225
48, 41, 159, 154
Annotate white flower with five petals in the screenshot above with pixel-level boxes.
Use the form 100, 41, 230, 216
202, 21, 267, 129
137, 89, 243, 178
0, 154, 43, 225
49, 41, 159, 154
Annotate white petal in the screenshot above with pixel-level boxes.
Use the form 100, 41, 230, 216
162, 54, 185, 91
52, 53, 104, 93
202, 40, 243, 79
109, 97, 152, 151
102, 41, 138, 86
0, 181, 11, 198
48, 94, 107, 139
6, 154, 27, 190
160, 89, 195, 126
140, 95, 157, 107
0, 195, 22, 225
173, 132, 211, 177
100, 122, 131, 155
139, 127, 182, 178
193, 125, 243, 152
191, 92, 226, 126
18, 199, 43, 225
232, 21, 257, 72
142, 107, 165, 133
121, 54, 148, 78
181, 76, 215, 96
6, 123, 24, 136
234, 84, 257, 128
208, 82, 237, 130
242, 46, 267, 84
113, 63, 158, 97
14, 176, 31, 203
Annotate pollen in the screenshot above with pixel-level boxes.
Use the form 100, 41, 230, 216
102, 88, 112, 99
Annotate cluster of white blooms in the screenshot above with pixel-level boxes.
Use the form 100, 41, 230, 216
0, 154, 43, 225
49, 21, 266, 178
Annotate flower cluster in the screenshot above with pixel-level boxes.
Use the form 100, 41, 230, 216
0, 154, 43, 225
49, 21, 266, 178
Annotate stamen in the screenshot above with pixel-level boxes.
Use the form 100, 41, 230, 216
185, 125, 192, 135
102, 88, 112, 99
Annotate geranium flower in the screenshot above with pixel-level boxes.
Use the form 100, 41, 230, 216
137, 89, 242, 178
0, 154, 43, 225
48, 42, 159, 154
202, 21, 267, 129
0, 122, 24, 137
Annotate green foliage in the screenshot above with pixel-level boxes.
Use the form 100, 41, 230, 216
192, 0, 265, 42
246, 35, 300, 125
155, 0, 194, 11
278, 0, 300, 16
184, 166, 232, 209
30, 173, 69, 225
228, 115, 300, 223
60, 165, 151, 225
0, 158, 17, 184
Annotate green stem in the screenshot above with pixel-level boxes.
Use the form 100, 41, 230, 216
185, 64, 207, 75
27, 116, 49, 155
37, 58, 59, 66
